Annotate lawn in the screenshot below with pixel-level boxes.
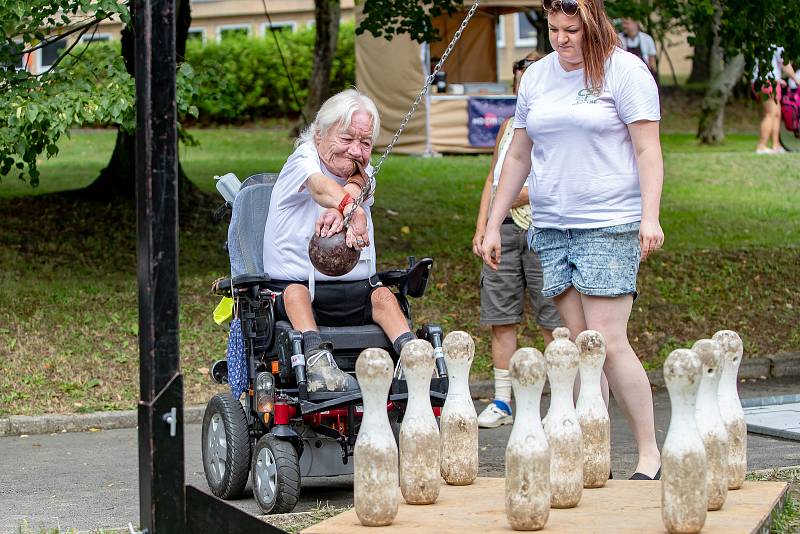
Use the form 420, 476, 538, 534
1, 114, 798, 416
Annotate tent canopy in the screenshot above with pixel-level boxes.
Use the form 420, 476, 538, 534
356, 1, 540, 154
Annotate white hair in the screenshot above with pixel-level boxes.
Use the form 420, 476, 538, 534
296, 89, 381, 148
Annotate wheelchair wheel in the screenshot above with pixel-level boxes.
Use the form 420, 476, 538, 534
201, 393, 251, 499
779, 128, 800, 152
251, 434, 301, 514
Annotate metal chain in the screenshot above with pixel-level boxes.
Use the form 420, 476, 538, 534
343, 0, 481, 227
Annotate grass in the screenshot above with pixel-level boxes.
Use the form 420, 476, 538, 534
1, 96, 798, 416
747, 465, 800, 533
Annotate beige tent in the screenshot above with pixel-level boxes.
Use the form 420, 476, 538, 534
356, 1, 540, 154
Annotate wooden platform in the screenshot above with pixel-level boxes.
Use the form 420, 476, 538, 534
303, 478, 788, 533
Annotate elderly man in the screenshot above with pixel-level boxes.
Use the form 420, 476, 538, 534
262, 89, 415, 392
619, 18, 658, 75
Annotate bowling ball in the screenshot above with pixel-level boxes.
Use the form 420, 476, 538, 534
308, 230, 360, 277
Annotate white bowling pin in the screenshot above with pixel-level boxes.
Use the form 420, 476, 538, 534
575, 330, 610, 489
661, 349, 707, 534
354, 348, 398, 526
399, 339, 440, 504
713, 330, 746, 490
440, 331, 479, 486
505, 348, 550, 531
543, 327, 582, 508
693, 338, 729, 511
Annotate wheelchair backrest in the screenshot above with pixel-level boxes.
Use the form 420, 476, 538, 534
228, 173, 279, 278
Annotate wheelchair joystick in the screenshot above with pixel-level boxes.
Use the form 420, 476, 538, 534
289, 331, 309, 399
417, 324, 447, 379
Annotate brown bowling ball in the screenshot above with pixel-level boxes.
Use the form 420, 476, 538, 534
308, 230, 360, 277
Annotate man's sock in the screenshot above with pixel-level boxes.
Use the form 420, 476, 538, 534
493, 367, 512, 413
392, 331, 416, 356
302, 330, 323, 356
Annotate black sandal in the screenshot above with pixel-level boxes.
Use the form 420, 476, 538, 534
629, 468, 661, 480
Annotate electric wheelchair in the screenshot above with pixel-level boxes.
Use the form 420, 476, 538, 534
202, 172, 449, 514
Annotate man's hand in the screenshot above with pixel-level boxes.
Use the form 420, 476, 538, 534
472, 226, 485, 258
315, 208, 344, 238
639, 218, 664, 260
344, 205, 370, 250
480, 227, 502, 270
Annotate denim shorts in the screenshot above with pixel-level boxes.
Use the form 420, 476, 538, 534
529, 222, 641, 299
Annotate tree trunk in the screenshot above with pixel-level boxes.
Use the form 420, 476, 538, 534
82, 0, 195, 204
687, 22, 712, 84
293, 0, 341, 136
524, 10, 552, 55
697, 1, 744, 144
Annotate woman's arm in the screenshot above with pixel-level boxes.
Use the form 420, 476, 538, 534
628, 120, 664, 260
481, 128, 533, 269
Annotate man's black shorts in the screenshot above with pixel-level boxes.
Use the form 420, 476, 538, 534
265, 277, 383, 326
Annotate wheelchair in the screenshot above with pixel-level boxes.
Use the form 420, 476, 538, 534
202, 172, 450, 514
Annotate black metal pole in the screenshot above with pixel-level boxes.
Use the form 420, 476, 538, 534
135, 0, 184, 531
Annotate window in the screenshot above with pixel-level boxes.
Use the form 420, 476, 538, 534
514, 11, 538, 48
216, 24, 251, 42
259, 21, 297, 36
187, 28, 206, 43
306, 20, 315, 29
38, 38, 68, 72
79, 33, 112, 44
496, 15, 505, 48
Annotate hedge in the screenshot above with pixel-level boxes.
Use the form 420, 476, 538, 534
185, 23, 356, 123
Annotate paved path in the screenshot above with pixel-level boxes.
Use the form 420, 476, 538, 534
1, 378, 798, 533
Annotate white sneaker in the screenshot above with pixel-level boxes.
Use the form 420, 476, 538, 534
477, 400, 513, 428
755, 148, 774, 154
773, 146, 787, 154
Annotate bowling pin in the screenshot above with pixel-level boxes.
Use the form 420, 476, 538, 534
399, 339, 440, 504
661, 349, 707, 534
440, 331, 479, 486
713, 330, 746, 490
543, 327, 583, 508
693, 338, 729, 511
354, 348, 398, 526
575, 330, 610, 489
505, 348, 550, 531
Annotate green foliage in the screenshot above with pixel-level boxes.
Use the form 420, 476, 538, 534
358, 0, 464, 43
184, 23, 355, 123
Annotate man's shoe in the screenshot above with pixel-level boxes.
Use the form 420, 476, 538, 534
305, 344, 359, 393
477, 400, 513, 428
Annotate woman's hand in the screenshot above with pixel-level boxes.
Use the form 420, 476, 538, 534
345, 205, 370, 250
480, 226, 502, 270
639, 218, 664, 260
472, 226, 485, 258
315, 208, 344, 237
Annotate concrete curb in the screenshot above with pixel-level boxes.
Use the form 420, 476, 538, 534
2, 353, 798, 437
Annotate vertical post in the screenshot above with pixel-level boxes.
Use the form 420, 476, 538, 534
134, 0, 184, 531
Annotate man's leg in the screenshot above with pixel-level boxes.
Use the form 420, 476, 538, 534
370, 286, 415, 355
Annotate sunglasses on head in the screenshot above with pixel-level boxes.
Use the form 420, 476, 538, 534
513, 58, 537, 72
543, 0, 579, 17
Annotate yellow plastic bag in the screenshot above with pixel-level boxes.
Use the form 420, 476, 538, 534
213, 297, 234, 325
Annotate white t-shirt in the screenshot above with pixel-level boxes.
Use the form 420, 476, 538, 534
514, 48, 660, 229
618, 32, 657, 63
752, 46, 784, 82
262, 141, 376, 281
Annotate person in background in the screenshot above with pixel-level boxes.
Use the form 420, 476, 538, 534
472, 51, 562, 428
482, 0, 664, 479
752, 46, 799, 154
619, 18, 657, 78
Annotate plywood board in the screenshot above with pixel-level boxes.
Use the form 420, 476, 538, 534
303, 478, 788, 533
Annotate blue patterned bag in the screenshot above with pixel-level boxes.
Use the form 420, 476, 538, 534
226, 317, 247, 400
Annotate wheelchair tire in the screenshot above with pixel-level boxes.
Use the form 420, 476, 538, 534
201, 393, 252, 500
251, 434, 301, 514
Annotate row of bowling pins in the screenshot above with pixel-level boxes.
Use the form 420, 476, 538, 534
661, 330, 747, 534
352, 331, 479, 527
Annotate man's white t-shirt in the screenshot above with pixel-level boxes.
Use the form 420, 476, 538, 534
618, 31, 657, 64
514, 48, 660, 229
262, 141, 376, 281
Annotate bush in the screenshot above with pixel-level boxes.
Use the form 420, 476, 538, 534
185, 23, 356, 123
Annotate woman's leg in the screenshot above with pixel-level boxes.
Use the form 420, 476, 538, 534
770, 95, 783, 149
580, 293, 660, 477
757, 97, 778, 151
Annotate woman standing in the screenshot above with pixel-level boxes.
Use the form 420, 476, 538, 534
472, 52, 562, 428
481, 0, 663, 479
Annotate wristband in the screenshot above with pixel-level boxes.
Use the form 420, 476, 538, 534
337, 193, 354, 214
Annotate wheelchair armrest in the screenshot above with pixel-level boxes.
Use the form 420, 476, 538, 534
212, 278, 232, 296
377, 258, 433, 299
231, 273, 271, 288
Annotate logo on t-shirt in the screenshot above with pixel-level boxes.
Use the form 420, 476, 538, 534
573, 87, 602, 105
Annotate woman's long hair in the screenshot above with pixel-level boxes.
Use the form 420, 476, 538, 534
577, 0, 618, 89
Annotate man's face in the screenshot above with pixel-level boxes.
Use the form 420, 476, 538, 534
622, 18, 638, 37
315, 110, 374, 178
